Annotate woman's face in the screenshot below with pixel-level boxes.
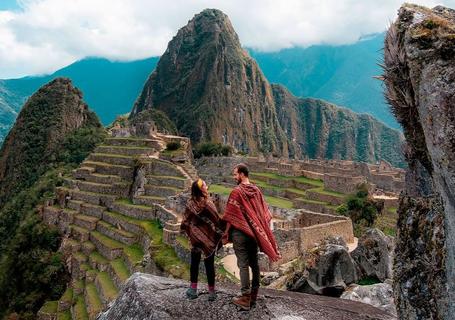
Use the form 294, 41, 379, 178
201, 181, 208, 193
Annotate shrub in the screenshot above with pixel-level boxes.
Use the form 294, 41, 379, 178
339, 184, 383, 236
165, 141, 182, 151
193, 142, 233, 158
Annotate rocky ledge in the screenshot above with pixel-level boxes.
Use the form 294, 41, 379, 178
99, 273, 395, 320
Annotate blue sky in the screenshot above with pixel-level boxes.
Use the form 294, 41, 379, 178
1, 0, 455, 79
0, 0, 20, 11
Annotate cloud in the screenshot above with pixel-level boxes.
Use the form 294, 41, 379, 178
1, 0, 454, 78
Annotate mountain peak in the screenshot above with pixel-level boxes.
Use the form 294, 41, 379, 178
130, 9, 288, 156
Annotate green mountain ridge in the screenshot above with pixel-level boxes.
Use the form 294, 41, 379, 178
0, 34, 396, 147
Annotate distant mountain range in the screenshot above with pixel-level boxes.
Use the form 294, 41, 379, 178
0, 31, 396, 147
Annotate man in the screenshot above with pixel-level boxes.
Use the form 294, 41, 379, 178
222, 163, 280, 310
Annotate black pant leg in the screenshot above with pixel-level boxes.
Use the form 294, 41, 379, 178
190, 249, 202, 284
248, 240, 260, 290
204, 253, 216, 287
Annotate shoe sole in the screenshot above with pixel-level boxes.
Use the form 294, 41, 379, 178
232, 301, 250, 311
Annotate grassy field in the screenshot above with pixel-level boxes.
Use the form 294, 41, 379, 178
374, 207, 398, 236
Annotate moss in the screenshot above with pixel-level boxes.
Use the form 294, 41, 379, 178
60, 287, 73, 304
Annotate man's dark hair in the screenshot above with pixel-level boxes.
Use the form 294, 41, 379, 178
235, 163, 249, 177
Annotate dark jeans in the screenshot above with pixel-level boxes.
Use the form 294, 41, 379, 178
190, 249, 215, 287
231, 228, 260, 294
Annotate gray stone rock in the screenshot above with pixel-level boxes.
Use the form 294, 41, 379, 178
341, 283, 397, 317
99, 273, 395, 320
287, 244, 358, 297
351, 228, 394, 282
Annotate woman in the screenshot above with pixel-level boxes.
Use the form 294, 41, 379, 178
180, 178, 224, 301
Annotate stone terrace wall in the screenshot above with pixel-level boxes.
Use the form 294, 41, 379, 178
195, 156, 404, 194
300, 219, 354, 250
323, 174, 366, 194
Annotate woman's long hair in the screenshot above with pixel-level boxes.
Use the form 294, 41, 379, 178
191, 179, 206, 202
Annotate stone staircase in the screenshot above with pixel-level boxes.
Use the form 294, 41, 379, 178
38, 134, 194, 320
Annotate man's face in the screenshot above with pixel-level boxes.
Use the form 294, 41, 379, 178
233, 168, 242, 185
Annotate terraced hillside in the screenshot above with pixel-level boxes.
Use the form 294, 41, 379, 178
209, 171, 346, 214
37, 134, 195, 320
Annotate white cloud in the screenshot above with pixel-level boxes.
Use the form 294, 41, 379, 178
1, 0, 454, 78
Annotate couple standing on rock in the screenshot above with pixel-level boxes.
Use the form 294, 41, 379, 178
180, 163, 281, 311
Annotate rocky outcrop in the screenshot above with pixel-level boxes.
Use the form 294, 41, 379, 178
130, 9, 405, 167
0, 77, 102, 206
383, 4, 455, 319
341, 283, 397, 317
287, 241, 358, 297
99, 273, 395, 320
351, 228, 394, 282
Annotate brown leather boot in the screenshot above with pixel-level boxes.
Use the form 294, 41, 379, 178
232, 293, 251, 310
250, 288, 258, 306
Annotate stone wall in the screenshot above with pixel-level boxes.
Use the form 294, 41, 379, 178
300, 219, 354, 250
323, 174, 366, 194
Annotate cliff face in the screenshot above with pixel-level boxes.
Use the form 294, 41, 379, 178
0, 77, 101, 206
383, 4, 455, 319
131, 9, 405, 166
273, 85, 405, 166
99, 273, 395, 320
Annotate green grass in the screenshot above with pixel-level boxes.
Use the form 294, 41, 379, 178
57, 310, 71, 320
73, 296, 89, 320
176, 235, 190, 250
285, 187, 306, 195
123, 244, 144, 266
145, 220, 190, 279
73, 280, 84, 294
96, 272, 119, 300
387, 207, 397, 214
85, 283, 103, 313
60, 287, 73, 304
91, 231, 123, 249
295, 197, 328, 205
89, 251, 109, 265
92, 152, 134, 159
116, 198, 153, 210
208, 184, 231, 196
73, 252, 88, 263
110, 259, 131, 282
251, 172, 323, 187
99, 144, 151, 150
83, 160, 131, 169
209, 184, 294, 209
357, 276, 381, 286
40, 300, 58, 313
308, 186, 346, 198
264, 195, 293, 209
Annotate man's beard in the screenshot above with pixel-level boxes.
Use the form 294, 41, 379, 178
236, 177, 242, 185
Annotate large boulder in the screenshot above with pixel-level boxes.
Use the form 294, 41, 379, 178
341, 283, 397, 317
351, 228, 394, 282
99, 273, 395, 320
287, 243, 358, 297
